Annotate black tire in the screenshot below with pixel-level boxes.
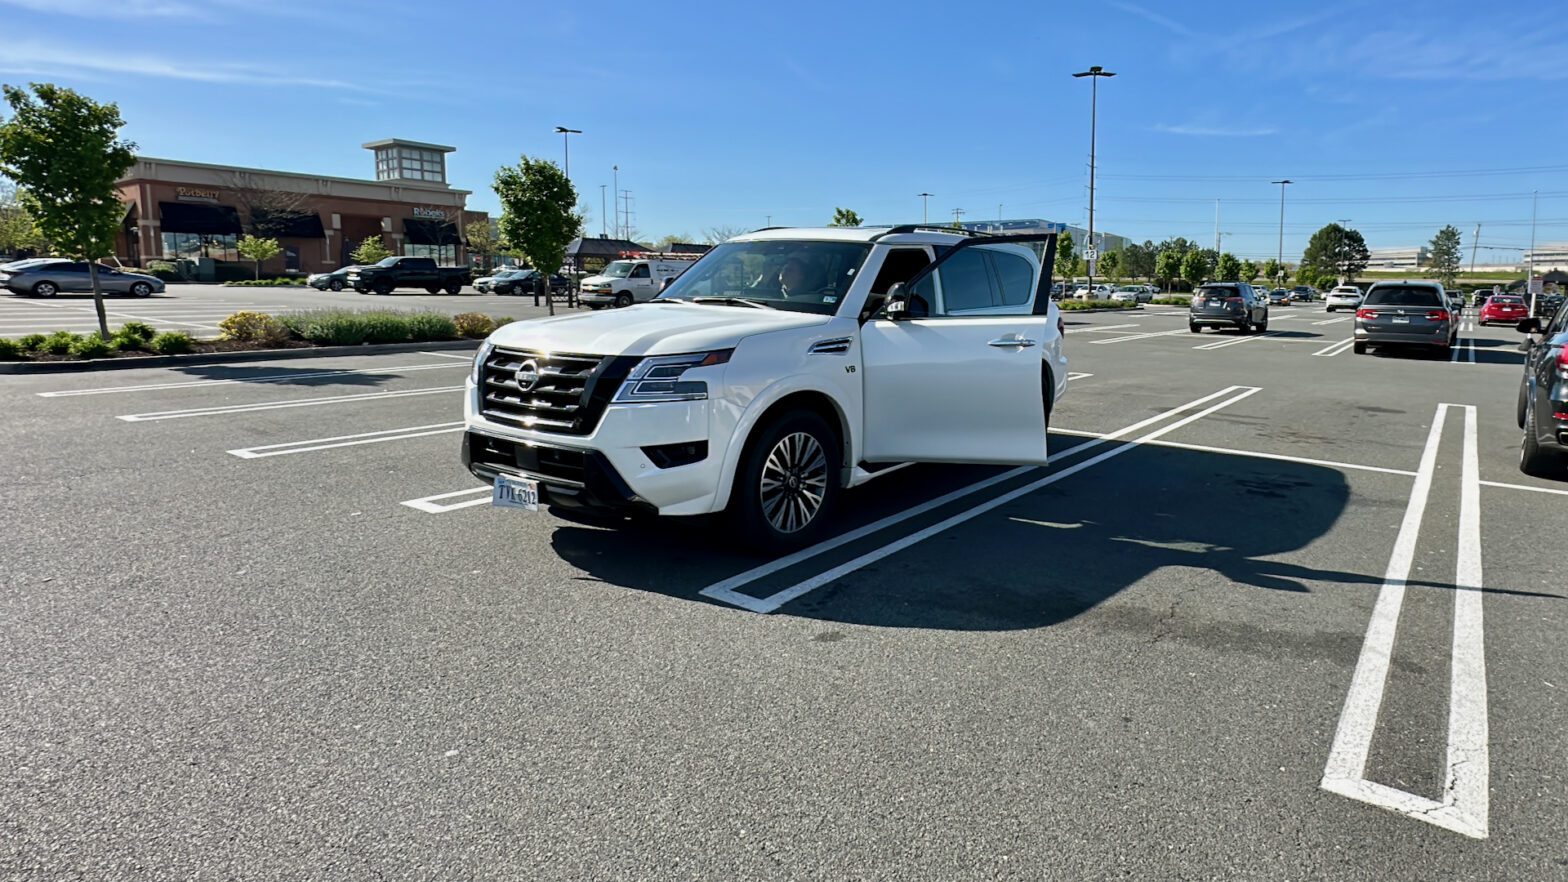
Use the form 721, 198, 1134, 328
1517, 380, 1530, 429
1189, 323, 1201, 333
1255, 320, 1268, 333
445, 285, 462, 296
1326, 307, 1335, 313
32, 281, 57, 297
425, 285, 442, 295
1519, 396, 1563, 477
1237, 320, 1251, 334
732, 409, 841, 553
329, 279, 344, 292
1353, 341, 1367, 354
587, 304, 604, 311
374, 280, 393, 296
129, 282, 152, 298
614, 292, 633, 309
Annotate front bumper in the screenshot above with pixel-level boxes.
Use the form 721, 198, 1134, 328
579, 291, 613, 304
462, 431, 656, 515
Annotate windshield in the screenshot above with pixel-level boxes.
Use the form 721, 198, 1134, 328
1490, 295, 1525, 305
375, 256, 400, 267
602, 261, 636, 278
656, 240, 873, 315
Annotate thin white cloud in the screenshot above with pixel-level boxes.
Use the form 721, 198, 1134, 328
0, 42, 389, 94
1107, 1, 1197, 38
1154, 123, 1278, 137
1108, 0, 1350, 44
0, 0, 201, 17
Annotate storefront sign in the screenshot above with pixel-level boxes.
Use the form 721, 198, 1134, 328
412, 206, 449, 219
175, 187, 220, 203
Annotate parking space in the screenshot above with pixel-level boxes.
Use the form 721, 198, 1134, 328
3, 305, 1566, 879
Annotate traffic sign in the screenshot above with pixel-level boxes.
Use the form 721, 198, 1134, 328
1084, 247, 1099, 261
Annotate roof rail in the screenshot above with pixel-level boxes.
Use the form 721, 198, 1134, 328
870, 224, 997, 242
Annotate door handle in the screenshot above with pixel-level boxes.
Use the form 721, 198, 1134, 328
988, 337, 1037, 349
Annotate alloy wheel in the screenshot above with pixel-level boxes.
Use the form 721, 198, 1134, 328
759, 431, 829, 534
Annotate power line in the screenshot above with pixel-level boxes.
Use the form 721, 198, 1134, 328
1100, 163, 1568, 183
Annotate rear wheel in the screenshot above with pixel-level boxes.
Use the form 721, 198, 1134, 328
1519, 397, 1563, 477
1189, 323, 1201, 333
445, 285, 462, 295
614, 292, 633, 309
1255, 318, 1268, 333
328, 279, 344, 292
1353, 341, 1367, 354
1237, 320, 1251, 334
31, 281, 57, 297
732, 410, 841, 554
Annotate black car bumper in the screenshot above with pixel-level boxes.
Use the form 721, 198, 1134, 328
461, 430, 655, 515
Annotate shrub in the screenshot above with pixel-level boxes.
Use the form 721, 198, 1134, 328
1059, 299, 1133, 311
41, 330, 81, 355
277, 309, 457, 346
0, 338, 21, 360
149, 331, 194, 354
17, 333, 46, 351
222, 278, 308, 287
68, 333, 113, 359
453, 312, 496, 338
118, 321, 158, 343
404, 312, 458, 341
1152, 296, 1191, 306
219, 311, 291, 344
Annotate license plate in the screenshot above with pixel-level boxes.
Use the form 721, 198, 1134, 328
492, 475, 539, 511
1393, 317, 1410, 323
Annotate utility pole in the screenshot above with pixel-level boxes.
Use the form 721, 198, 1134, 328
951, 207, 965, 226
1529, 191, 1539, 314
618, 190, 634, 241
1073, 66, 1115, 295
1271, 179, 1293, 284
599, 184, 607, 237
918, 192, 933, 224
1214, 199, 1221, 254
1470, 222, 1481, 273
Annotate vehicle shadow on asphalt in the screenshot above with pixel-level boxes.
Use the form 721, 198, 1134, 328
170, 363, 426, 388
548, 446, 1560, 630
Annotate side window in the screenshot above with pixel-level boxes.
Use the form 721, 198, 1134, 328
988, 249, 1037, 311
911, 248, 996, 315
630, 264, 651, 279
869, 248, 931, 295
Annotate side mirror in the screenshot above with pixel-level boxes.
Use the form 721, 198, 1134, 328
1516, 317, 1541, 334
884, 282, 911, 319
660, 276, 675, 292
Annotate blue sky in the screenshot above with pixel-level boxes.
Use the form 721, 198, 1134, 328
2, 0, 1566, 261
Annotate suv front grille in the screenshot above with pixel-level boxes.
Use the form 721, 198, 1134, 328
480, 348, 634, 435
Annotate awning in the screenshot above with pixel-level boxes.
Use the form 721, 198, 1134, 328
158, 202, 242, 235
253, 211, 325, 239
404, 218, 459, 246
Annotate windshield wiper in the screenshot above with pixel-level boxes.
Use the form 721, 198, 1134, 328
691, 296, 775, 310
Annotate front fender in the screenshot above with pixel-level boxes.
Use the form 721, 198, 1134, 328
709, 374, 859, 514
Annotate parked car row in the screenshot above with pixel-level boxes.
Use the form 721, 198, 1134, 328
0, 258, 164, 298
1516, 297, 1568, 477
475, 268, 570, 297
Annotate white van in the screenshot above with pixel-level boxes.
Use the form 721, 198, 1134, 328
580, 258, 695, 308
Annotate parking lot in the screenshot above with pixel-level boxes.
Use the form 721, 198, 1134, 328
3, 301, 1566, 879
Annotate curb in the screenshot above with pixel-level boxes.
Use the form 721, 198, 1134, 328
1058, 306, 1145, 314
0, 338, 480, 374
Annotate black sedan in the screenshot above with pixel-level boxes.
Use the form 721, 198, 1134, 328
484, 269, 569, 297
1517, 300, 1568, 477
307, 266, 363, 292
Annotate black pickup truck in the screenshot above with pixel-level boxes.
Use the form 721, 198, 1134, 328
347, 256, 471, 295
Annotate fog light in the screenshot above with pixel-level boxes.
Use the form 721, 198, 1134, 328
642, 441, 708, 469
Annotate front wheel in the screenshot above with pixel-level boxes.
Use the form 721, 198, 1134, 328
1189, 323, 1201, 333
32, 281, 57, 297
129, 282, 152, 297
732, 410, 841, 553
1517, 380, 1530, 429
374, 280, 393, 296
614, 293, 633, 309
329, 280, 344, 292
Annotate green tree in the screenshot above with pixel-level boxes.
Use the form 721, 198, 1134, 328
1098, 249, 1121, 281
1240, 259, 1258, 282
465, 218, 502, 270
1181, 249, 1209, 289
1300, 223, 1370, 285
1155, 249, 1182, 292
1122, 240, 1156, 281
1056, 231, 1077, 281
236, 233, 282, 280
0, 179, 48, 255
828, 207, 862, 227
494, 155, 579, 315
1261, 258, 1282, 285
1215, 252, 1243, 281
0, 83, 135, 338
1428, 224, 1463, 287
350, 236, 392, 264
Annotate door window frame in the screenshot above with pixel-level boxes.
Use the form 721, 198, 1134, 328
866, 232, 1057, 322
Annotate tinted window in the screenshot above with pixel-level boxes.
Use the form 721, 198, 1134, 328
869, 248, 931, 295
1199, 286, 1240, 298
1364, 286, 1443, 307
1490, 295, 1524, 305
990, 250, 1036, 308
630, 264, 650, 278
919, 249, 994, 313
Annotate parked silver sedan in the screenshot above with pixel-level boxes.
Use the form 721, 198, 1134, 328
1, 260, 166, 297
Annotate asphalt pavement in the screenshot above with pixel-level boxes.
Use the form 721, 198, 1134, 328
2, 302, 1565, 880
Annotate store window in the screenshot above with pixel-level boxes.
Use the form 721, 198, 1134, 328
405, 243, 457, 262
161, 232, 239, 261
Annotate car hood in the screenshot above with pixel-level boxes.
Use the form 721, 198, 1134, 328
486, 302, 833, 356
475, 276, 498, 285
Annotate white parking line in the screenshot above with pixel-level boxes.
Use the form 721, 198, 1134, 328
1312, 338, 1356, 357
1064, 323, 1140, 334
1067, 371, 1093, 381
228, 422, 465, 458
1090, 328, 1188, 345
401, 486, 492, 513
1479, 478, 1568, 497
1320, 403, 1489, 839
39, 361, 466, 397
1313, 317, 1351, 326
701, 385, 1262, 614
420, 350, 480, 360
1193, 330, 1288, 351
117, 386, 462, 421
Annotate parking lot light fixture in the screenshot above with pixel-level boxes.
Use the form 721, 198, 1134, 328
554, 127, 581, 180
1272, 179, 1293, 282
1073, 66, 1115, 296
918, 192, 933, 224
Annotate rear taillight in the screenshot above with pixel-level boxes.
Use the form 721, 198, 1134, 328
1356, 308, 1378, 319
1225, 297, 1243, 306
1557, 347, 1568, 379
1426, 310, 1449, 321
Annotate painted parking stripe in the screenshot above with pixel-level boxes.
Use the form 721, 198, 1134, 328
229, 422, 465, 458
39, 361, 466, 397
1479, 478, 1568, 497
1312, 338, 1356, 357
420, 350, 480, 360
1064, 323, 1140, 334
1193, 330, 1287, 350
701, 385, 1262, 614
1067, 371, 1093, 381
1090, 328, 1189, 345
402, 487, 492, 513
1320, 404, 1489, 839
117, 386, 462, 421
1313, 317, 1351, 326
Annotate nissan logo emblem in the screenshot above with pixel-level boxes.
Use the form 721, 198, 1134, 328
515, 358, 541, 392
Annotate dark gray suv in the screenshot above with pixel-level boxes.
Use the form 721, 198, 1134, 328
1352, 281, 1455, 355
1189, 282, 1269, 333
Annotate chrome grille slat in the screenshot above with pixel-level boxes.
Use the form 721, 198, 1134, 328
479, 348, 612, 435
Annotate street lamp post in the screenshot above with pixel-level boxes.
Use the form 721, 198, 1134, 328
600, 184, 607, 238
1073, 66, 1115, 296
554, 127, 582, 307
1271, 179, 1293, 284
612, 165, 619, 238
918, 192, 933, 224
554, 126, 581, 180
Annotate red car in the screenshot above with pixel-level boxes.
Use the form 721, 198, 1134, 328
1479, 294, 1529, 326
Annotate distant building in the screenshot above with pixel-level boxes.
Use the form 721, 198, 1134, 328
1523, 244, 1568, 272
1367, 246, 1429, 271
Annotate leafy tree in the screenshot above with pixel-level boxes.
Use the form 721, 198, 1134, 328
828, 207, 862, 227
1122, 240, 1156, 281
1300, 223, 1370, 285
464, 217, 502, 270
703, 224, 749, 244
350, 236, 392, 264
653, 232, 693, 251
1295, 263, 1331, 289
236, 234, 281, 279
1056, 231, 1076, 281
0, 179, 47, 255
0, 83, 135, 338
1215, 252, 1243, 282
1097, 249, 1121, 281
1155, 249, 1183, 292
1196, 248, 1220, 276
1240, 259, 1258, 282
1154, 236, 1196, 258
1428, 224, 1463, 287
1180, 249, 1209, 289
494, 155, 579, 315
1261, 258, 1282, 284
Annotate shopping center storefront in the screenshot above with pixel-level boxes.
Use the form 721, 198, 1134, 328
114, 139, 479, 276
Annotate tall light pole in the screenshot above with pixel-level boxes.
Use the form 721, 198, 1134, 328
918, 192, 933, 223
1073, 66, 1115, 294
599, 184, 607, 237
1271, 179, 1292, 283
1529, 189, 1539, 314
553, 126, 581, 180
612, 165, 619, 238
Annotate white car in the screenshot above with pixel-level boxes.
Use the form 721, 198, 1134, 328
1325, 285, 1363, 312
579, 258, 696, 309
1112, 285, 1153, 304
1072, 283, 1115, 301
464, 226, 1070, 552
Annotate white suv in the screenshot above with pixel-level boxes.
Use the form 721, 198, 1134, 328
463, 226, 1070, 551
1325, 285, 1363, 312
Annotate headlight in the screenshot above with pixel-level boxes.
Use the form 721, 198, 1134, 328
472, 339, 494, 383
613, 350, 731, 403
